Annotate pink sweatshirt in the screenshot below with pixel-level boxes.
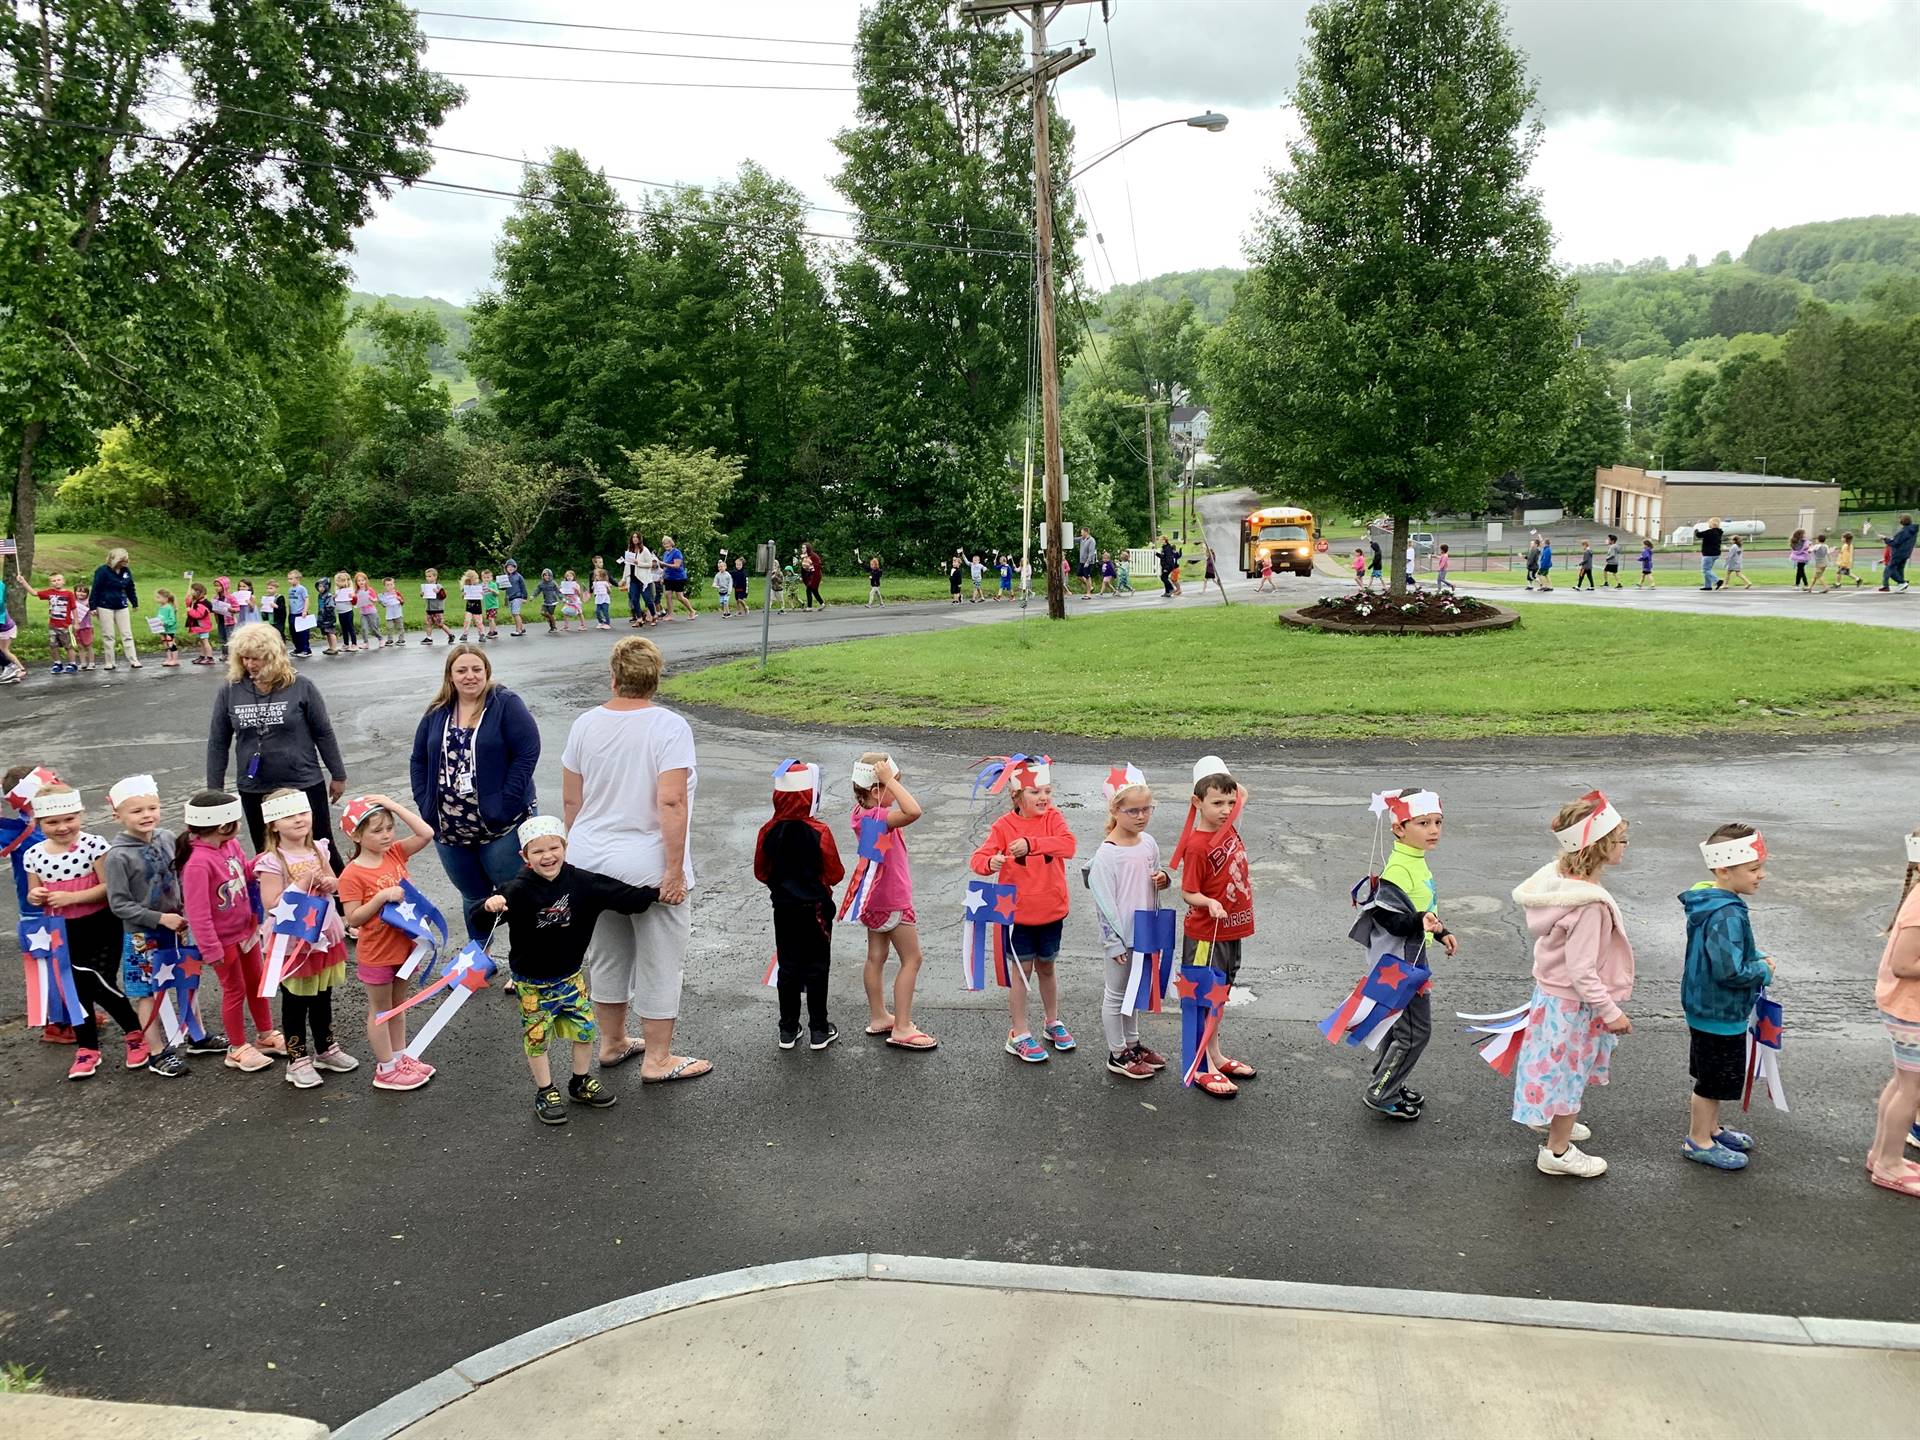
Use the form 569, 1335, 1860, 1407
1511, 862, 1635, 1024
181, 837, 258, 956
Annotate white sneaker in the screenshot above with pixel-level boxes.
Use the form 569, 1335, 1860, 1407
1536, 1143, 1607, 1178
1531, 1120, 1592, 1143
284, 1056, 324, 1089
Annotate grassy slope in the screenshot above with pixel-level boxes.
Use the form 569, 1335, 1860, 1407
665, 605, 1920, 741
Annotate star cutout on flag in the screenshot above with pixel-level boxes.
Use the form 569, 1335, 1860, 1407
1174, 973, 1201, 1002
965, 889, 986, 915
154, 962, 176, 986
24, 926, 53, 953
270, 898, 298, 926
396, 903, 417, 922
1376, 961, 1406, 989
993, 893, 1016, 921
1756, 1016, 1783, 1046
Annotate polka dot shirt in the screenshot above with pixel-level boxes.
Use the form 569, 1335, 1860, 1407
24, 832, 110, 917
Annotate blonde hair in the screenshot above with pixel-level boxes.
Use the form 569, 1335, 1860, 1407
461, 569, 479, 586
852, 751, 890, 810
1552, 795, 1627, 879
259, 787, 311, 870
226, 622, 296, 689
1890, 834, 1920, 934
333, 571, 351, 589
609, 636, 663, 699
1105, 782, 1151, 839
354, 571, 369, 588
33, 783, 81, 817
106, 547, 129, 567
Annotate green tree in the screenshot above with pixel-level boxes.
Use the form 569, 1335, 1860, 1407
1064, 385, 1166, 545
1521, 350, 1626, 513
594, 446, 743, 578
0, 0, 459, 616
1206, 0, 1576, 592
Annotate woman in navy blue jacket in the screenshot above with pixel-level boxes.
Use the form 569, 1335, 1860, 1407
89, 547, 141, 669
409, 643, 542, 941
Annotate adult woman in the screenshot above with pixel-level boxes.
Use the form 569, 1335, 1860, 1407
562, 637, 707, 1082
800, 543, 825, 610
660, 535, 696, 619
207, 623, 347, 865
408, 643, 541, 941
619, 531, 652, 627
89, 547, 142, 669
1696, 516, 1725, 591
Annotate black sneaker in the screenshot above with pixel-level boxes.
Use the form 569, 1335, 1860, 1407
1363, 1091, 1422, 1122
535, 1086, 568, 1124
1398, 1085, 1424, 1107
568, 1074, 617, 1108
777, 1023, 801, 1051
184, 1031, 230, 1055
148, 1048, 189, 1078
809, 1022, 839, 1051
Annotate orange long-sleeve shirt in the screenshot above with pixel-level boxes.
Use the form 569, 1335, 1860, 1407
969, 808, 1077, 924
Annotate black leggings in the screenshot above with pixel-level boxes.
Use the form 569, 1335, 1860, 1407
339, 610, 357, 646
280, 986, 336, 1059
63, 912, 141, 1049
1794, 562, 1808, 587
772, 903, 833, 1032
803, 578, 823, 608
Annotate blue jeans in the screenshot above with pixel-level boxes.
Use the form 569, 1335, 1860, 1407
594, 601, 610, 625
1701, 555, 1718, 587
434, 831, 525, 943
628, 575, 645, 619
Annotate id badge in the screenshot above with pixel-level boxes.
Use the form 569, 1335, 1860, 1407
457, 772, 476, 798
247, 753, 262, 781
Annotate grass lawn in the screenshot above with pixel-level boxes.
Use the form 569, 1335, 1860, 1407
1447, 564, 1882, 590
664, 605, 1920, 741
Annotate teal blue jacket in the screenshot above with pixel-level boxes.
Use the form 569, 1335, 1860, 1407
1679, 884, 1773, 1034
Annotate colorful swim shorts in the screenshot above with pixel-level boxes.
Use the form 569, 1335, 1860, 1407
516, 971, 596, 1058
1883, 1009, 1920, 1073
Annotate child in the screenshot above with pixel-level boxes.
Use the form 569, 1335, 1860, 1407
1724, 535, 1753, 589
1170, 758, 1256, 1097
481, 568, 502, 637
1837, 532, 1862, 587
1867, 831, 1920, 1197
260, 579, 285, 638
178, 789, 282, 1071
1809, 534, 1831, 593
154, 587, 181, 667
712, 560, 733, 618
1511, 792, 1635, 1178
1678, 823, 1777, 1170
209, 576, 232, 657
1525, 535, 1541, 589
973, 554, 989, 602
1535, 538, 1554, 590
479, 816, 656, 1123
1435, 544, 1454, 593
866, 555, 883, 607
848, 754, 936, 1051
420, 568, 450, 644
1368, 540, 1384, 588
948, 557, 964, 605
970, 755, 1077, 1063
6, 765, 71, 1038
775, 562, 796, 612
999, 556, 1014, 601
71, 584, 100, 670
34, 571, 78, 674
1574, 540, 1595, 591
754, 762, 846, 1051
316, 576, 340, 655
1351, 548, 1367, 590
380, 576, 406, 646
22, 785, 147, 1079
0, 585, 22, 683
503, 560, 528, 636
593, 567, 614, 628
104, 774, 197, 1079
255, 789, 357, 1089
1789, 530, 1811, 590
354, 572, 379, 650
559, 569, 585, 631
235, 578, 259, 628
185, 583, 215, 665
1257, 553, 1276, 593
458, 569, 485, 643
1115, 553, 1133, 594
322, 572, 351, 653
1637, 538, 1656, 588
1351, 787, 1456, 1119
336, 794, 437, 1092
1603, 534, 1622, 588
730, 551, 751, 609
1085, 767, 1172, 1081
286, 570, 312, 657
537, 568, 561, 632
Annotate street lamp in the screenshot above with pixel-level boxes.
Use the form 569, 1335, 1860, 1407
1068, 112, 1229, 182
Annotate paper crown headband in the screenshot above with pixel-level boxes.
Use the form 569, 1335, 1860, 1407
5, 765, 58, 812
775, 759, 821, 794
1554, 791, 1624, 853
1104, 763, 1146, 800
518, 815, 566, 847
1370, 789, 1442, 824
29, 787, 85, 818
1909, 833, 1920, 865
108, 774, 159, 809
1700, 830, 1766, 869
973, 754, 1051, 795
340, 797, 387, 834
850, 754, 893, 790
183, 796, 243, 827
259, 790, 311, 825
1192, 754, 1229, 784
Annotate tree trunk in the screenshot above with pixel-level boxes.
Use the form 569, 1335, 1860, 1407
7, 420, 43, 621
1390, 512, 1410, 596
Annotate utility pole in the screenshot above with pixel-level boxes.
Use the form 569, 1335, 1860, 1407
964, 0, 1097, 620
1119, 396, 1166, 543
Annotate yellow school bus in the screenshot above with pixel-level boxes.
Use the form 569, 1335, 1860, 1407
1240, 506, 1317, 577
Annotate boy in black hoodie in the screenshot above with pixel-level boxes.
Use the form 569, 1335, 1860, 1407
755, 761, 846, 1052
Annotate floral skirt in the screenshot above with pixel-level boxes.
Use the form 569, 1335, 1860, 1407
1510, 987, 1616, 1125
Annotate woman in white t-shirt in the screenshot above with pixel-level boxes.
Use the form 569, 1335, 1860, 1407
561, 636, 708, 1082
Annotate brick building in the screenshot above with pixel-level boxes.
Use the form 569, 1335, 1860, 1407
1592, 466, 1842, 542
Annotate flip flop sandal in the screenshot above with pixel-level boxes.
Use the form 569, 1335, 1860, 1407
598, 1039, 646, 1068
1869, 1167, 1920, 1197
864, 1023, 895, 1036
886, 1030, 939, 1051
1195, 1071, 1239, 1099
1216, 1057, 1257, 1079
643, 1057, 713, 1084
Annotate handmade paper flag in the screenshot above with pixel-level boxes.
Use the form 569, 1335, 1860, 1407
1175, 963, 1230, 1087
1456, 999, 1533, 1076
0, 811, 33, 860
1320, 956, 1433, 1050
261, 889, 331, 996
375, 941, 498, 1061
151, 943, 208, 1048
6, 765, 57, 813
382, 880, 448, 981
1123, 907, 1177, 1017
961, 878, 1017, 991
1743, 990, 1788, 1113
762, 952, 780, 987
19, 918, 86, 1028
836, 814, 892, 924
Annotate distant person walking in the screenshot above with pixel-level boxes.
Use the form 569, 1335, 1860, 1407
1077, 529, 1098, 598
89, 547, 141, 670
1789, 530, 1812, 590
1724, 536, 1753, 589
800, 544, 825, 610
1525, 532, 1542, 590
1882, 513, 1916, 593
1696, 517, 1726, 590
1157, 536, 1180, 598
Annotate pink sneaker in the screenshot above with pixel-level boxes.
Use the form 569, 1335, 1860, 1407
372, 1058, 430, 1092
255, 1030, 290, 1057
224, 1043, 273, 1073
404, 1054, 436, 1078
67, 1048, 103, 1081
125, 1030, 151, 1069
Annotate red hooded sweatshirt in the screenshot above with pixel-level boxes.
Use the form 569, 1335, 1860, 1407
754, 779, 844, 907
969, 807, 1077, 925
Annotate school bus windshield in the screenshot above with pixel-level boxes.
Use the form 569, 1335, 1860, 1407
1258, 524, 1309, 541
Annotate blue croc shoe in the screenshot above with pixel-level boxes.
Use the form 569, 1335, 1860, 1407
1683, 1138, 1749, 1170
1712, 1128, 1755, 1153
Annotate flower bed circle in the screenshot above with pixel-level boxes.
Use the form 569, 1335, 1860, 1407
1279, 591, 1520, 635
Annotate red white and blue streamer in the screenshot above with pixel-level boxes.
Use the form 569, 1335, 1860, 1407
261, 889, 331, 996
962, 878, 1016, 991
1743, 989, 1788, 1113
0, 811, 34, 860
18, 917, 86, 1028
383, 879, 449, 982
150, 942, 209, 1047
836, 815, 892, 925
1320, 956, 1433, 1051
374, 940, 499, 1060
1175, 960, 1231, 1086
1456, 999, 1532, 1076
1123, 908, 1177, 1017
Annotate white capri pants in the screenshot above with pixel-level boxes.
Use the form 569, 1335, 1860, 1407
103, 606, 138, 660
586, 900, 690, 1020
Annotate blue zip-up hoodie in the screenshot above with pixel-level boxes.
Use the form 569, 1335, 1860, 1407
1678, 883, 1773, 1034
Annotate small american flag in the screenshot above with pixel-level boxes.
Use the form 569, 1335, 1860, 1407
0, 538, 16, 555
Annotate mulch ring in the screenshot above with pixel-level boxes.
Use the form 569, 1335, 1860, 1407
1285, 590, 1517, 634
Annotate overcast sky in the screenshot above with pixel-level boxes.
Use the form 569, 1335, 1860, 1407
350, 0, 1920, 302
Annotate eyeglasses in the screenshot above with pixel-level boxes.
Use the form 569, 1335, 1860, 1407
1118, 805, 1155, 818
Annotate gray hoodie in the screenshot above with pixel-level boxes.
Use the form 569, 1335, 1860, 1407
207, 674, 345, 793
106, 829, 182, 941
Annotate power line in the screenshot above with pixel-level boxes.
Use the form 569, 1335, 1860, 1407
419, 32, 855, 68
1099, 6, 1144, 283
410, 8, 853, 48
436, 70, 853, 92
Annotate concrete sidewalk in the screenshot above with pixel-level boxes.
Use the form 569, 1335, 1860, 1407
343, 1255, 1920, 1440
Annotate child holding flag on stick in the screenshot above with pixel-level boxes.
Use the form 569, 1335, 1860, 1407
1679, 824, 1777, 1170
1085, 765, 1172, 1080
1170, 758, 1256, 1097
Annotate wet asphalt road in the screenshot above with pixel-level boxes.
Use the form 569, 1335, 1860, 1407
2, 566, 1918, 1428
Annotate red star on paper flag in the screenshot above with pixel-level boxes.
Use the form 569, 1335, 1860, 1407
1376, 960, 1405, 989
1756, 1016, 1783, 1046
